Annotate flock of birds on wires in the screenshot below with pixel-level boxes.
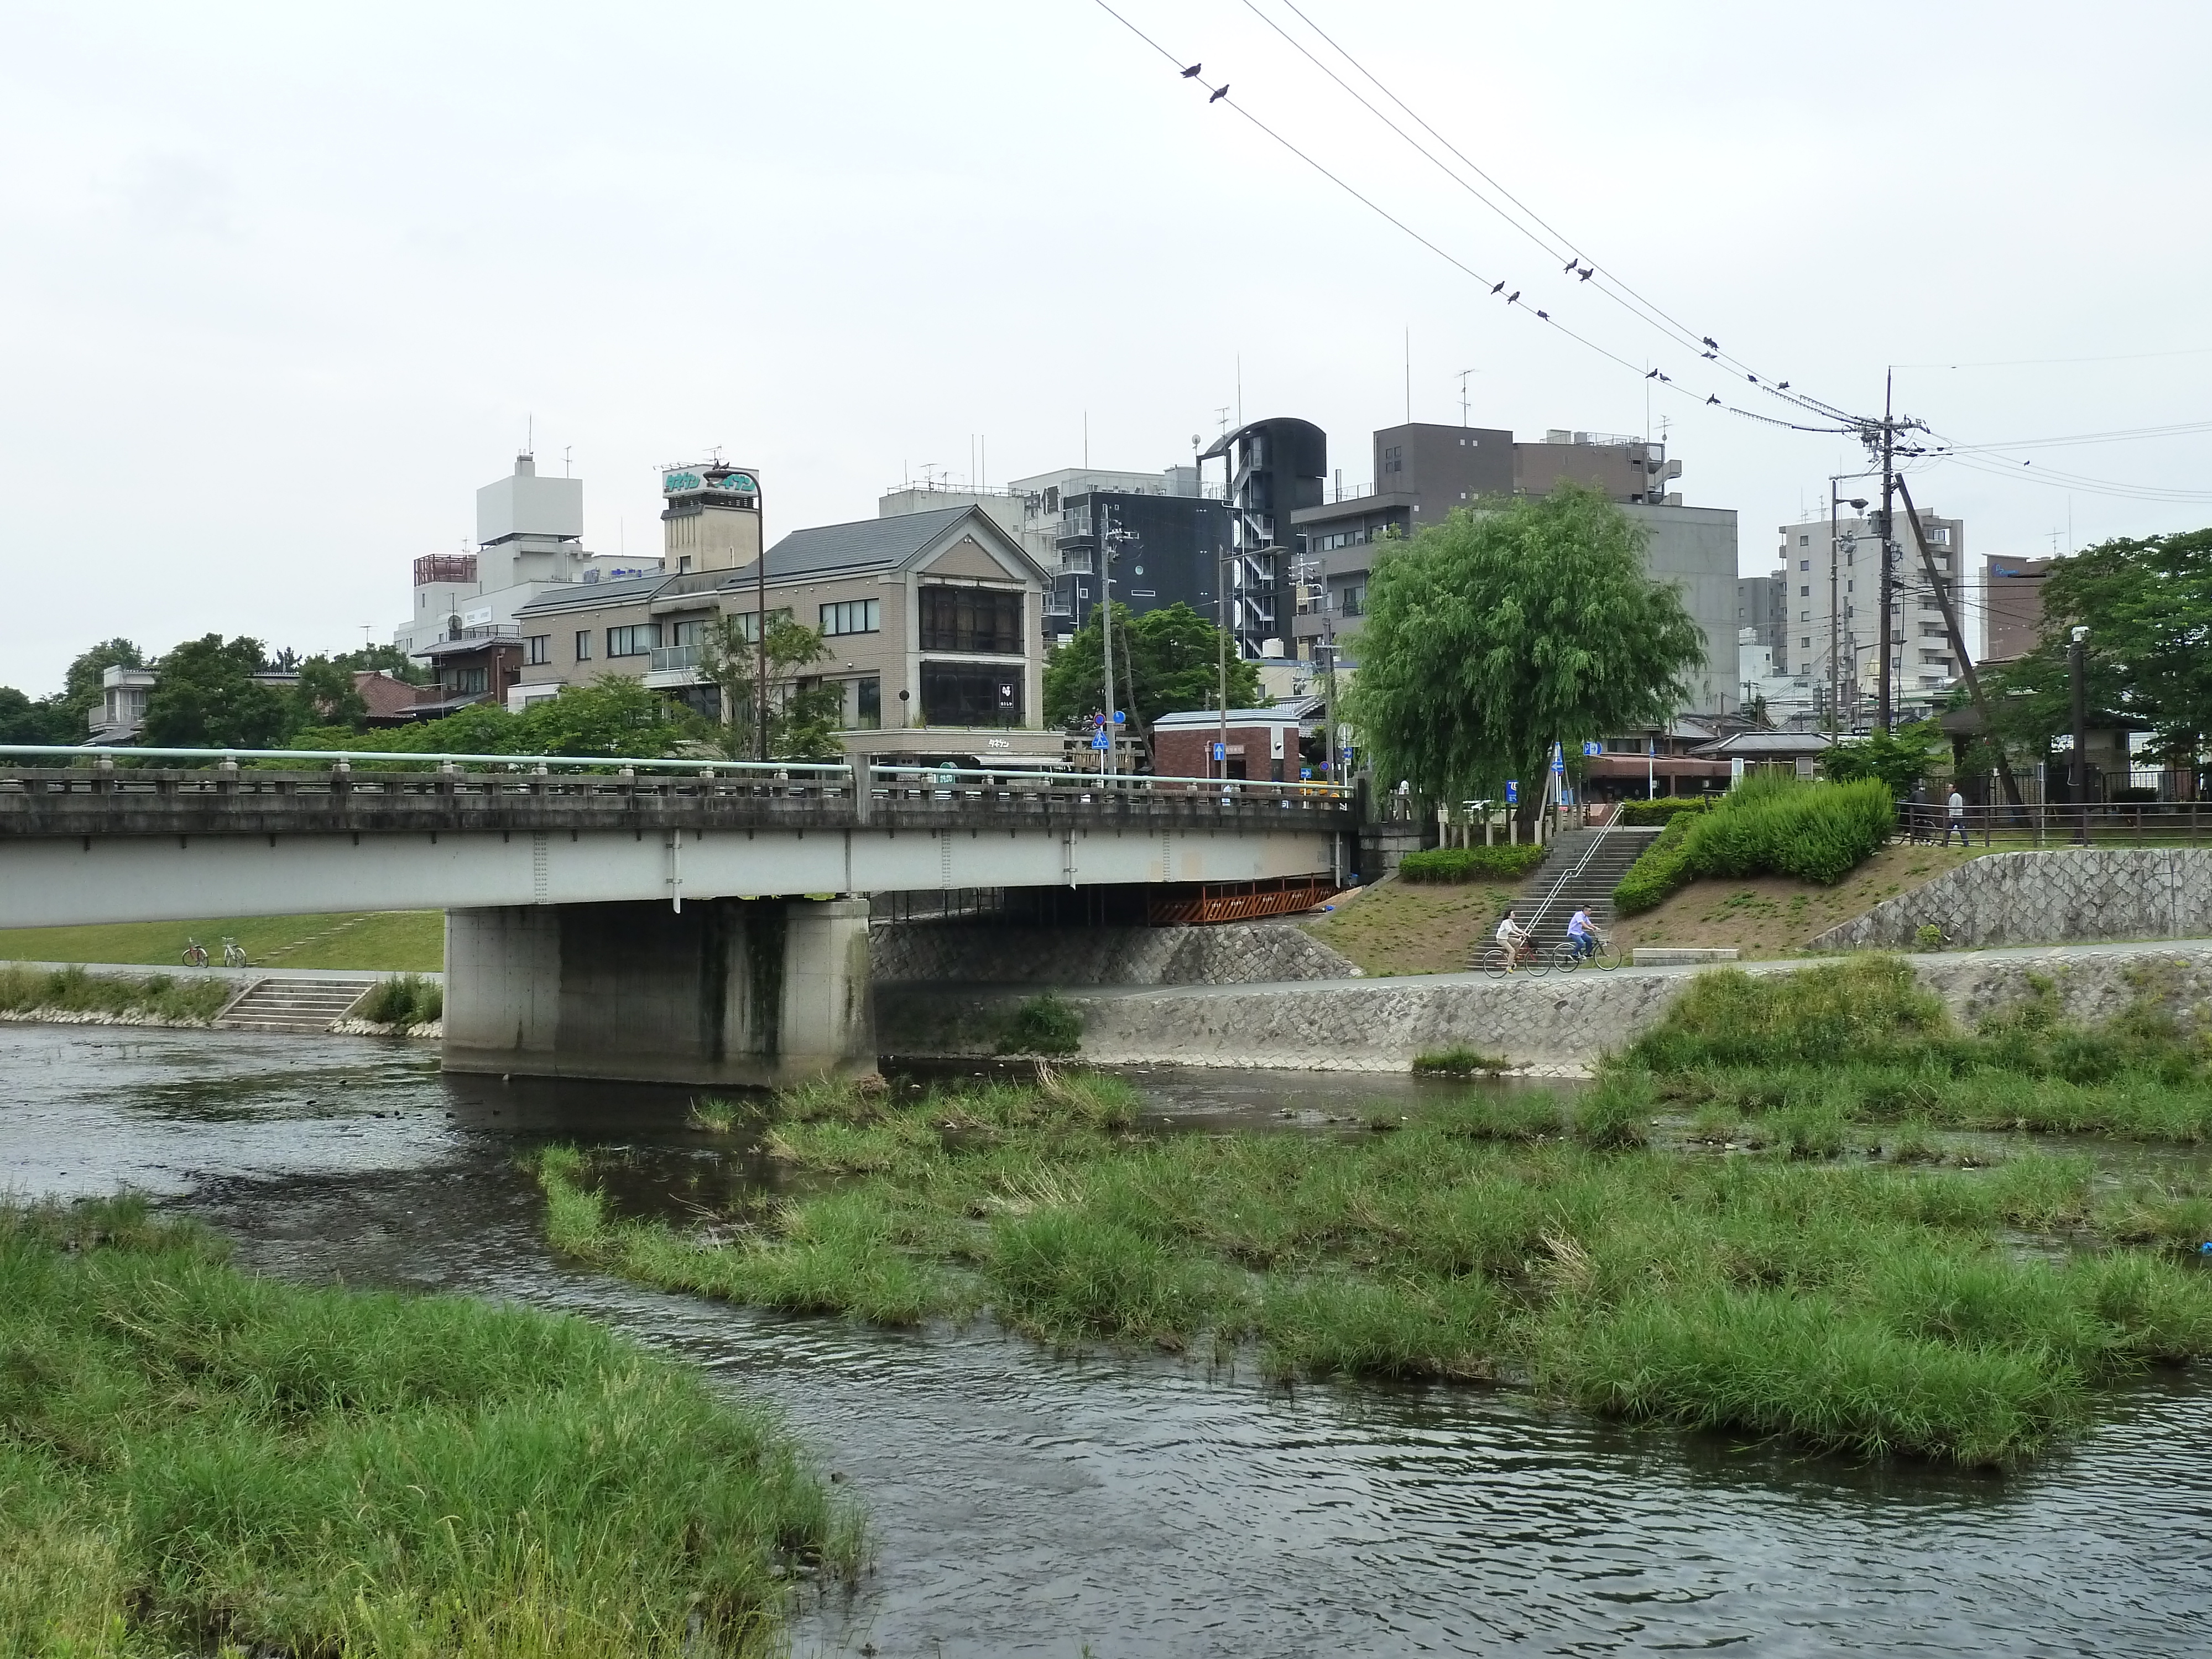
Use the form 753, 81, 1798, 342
1091, 0, 2211, 510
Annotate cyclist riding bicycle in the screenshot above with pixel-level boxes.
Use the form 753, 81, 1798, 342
1495, 909, 1535, 971
1566, 906, 1603, 962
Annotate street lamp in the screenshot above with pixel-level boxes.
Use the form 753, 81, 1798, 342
2070, 624, 2091, 843
1828, 479, 1871, 735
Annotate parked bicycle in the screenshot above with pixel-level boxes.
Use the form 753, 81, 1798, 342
181, 938, 210, 968
221, 937, 248, 967
1552, 931, 1624, 972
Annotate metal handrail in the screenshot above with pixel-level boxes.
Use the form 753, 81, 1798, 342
868, 763, 1352, 800
1522, 821, 1629, 940
0, 744, 849, 778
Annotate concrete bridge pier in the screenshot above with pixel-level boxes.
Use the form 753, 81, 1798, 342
443, 896, 873, 1088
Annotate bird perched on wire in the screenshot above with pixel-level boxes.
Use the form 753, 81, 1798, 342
1181, 62, 1202, 77
1209, 83, 1229, 103
1577, 266, 1594, 281
1778, 381, 1790, 389
1646, 368, 1660, 379
1746, 373, 1758, 383
1562, 258, 1578, 274
1506, 290, 1520, 304
1702, 336, 1718, 349
1700, 351, 1718, 360
1490, 280, 1504, 294
1706, 394, 1721, 405
1536, 309, 1549, 320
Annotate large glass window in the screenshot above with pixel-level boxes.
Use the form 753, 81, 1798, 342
854, 677, 881, 729
920, 661, 1022, 727
573, 630, 592, 661
524, 634, 550, 666
821, 599, 880, 637
919, 585, 1023, 654
670, 618, 706, 646
606, 623, 660, 658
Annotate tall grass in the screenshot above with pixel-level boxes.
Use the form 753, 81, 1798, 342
0, 1197, 858, 1658
0, 964, 230, 1024
1399, 843, 1548, 883
533, 1068, 2212, 1467
359, 973, 443, 1027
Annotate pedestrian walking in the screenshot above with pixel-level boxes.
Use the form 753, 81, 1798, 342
1944, 786, 1969, 847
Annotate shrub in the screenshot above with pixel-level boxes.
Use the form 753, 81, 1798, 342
1615, 796, 1713, 826
996, 993, 1082, 1056
1611, 776, 1895, 914
359, 974, 440, 1028
1399, 843, 1549, 884
1613, 811, 1699, 914
1412, 1046, 1509, 1076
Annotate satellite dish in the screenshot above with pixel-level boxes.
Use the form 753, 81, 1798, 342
1191, 434, 1202, 448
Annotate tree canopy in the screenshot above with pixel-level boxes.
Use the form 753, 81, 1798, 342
1820, 718, 1943, 794
1042, 602, 1262, 733
1983, 527, 2211, 766
293, 676, 711, 760
1345, 486, 1707, 808
142, 635, 291, 749
695, 614, 844, 761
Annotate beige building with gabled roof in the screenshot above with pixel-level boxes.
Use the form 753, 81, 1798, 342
513, 501, 1061, 764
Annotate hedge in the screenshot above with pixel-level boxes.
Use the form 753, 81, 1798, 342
1615, 796, 1714, 826
1611, 776, 1896, 914
1400, 843, 1550, 884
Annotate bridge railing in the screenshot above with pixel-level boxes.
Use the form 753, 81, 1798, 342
0, 743, 848, 780
867, 763, 1352, 810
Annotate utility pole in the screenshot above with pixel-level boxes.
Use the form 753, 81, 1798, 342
755, 481, 770, 762
2070, 625, 2091, 843
1896, 477, 2024, 815
1877, 369, 1896, 733
1827, 481, 1867, 735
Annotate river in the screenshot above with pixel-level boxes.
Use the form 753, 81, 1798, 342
6, 1022, 2210, 1656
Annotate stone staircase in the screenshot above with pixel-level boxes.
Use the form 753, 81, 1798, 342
1511, 826, 1662, 952
213, 977, 376, 1034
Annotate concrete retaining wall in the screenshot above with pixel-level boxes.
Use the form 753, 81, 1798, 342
1810, 849, 2212, 951
875, 942, 2212, 1073
870, 919, 1359, 988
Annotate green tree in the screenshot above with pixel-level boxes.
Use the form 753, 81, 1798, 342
512, 675, 711, 758
288, 655, 368, 734
333, 642, 428, 686
1042, 602, 1262, 731
0, 687, 74, 744
1820, 718, 1943, 794
141, 635, 290, 749
695, 614, 844, 760
46, 638, 147, 740
1345, 486, 1707, 820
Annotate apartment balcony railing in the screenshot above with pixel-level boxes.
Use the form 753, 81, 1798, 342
649, 645, 700, 673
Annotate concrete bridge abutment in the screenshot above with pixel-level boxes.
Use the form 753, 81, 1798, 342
443, 896, 873, 1087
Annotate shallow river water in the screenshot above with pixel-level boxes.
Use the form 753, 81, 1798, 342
6, 1023, 2211, 1656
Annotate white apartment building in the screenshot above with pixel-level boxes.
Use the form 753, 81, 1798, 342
1775, 507, 1965, 726
392, 455, 662, 656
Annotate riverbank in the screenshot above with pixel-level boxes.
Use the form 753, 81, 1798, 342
0, 909, 445, 973
535, 1066, 2212, 1468
0, 1196, 858, 1657
879, 939, 2212, 1072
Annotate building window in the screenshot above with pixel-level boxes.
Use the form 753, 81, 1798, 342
821, 599, 881, 637
573, 630, 592, 661
920, 660, 1022, 727
606, 624, 659, 658
1799, 535, 1809, 546
445, 666, 488, 695
524, 634, 550, 666
854, 677, 881, 730
1340, 583, 1366, 617
1383, 445, 1403, 474
1799, 585, 1810, 597
1802, 637, 1812, 650
677, 555, 693, 573
919, 585, 1023, 654
1799, 559, 1810, 571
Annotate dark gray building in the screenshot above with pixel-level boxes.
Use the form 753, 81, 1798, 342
1737, 571, 1787, 671
1052, 489, 1233, 637
1197, 417, 1327, 660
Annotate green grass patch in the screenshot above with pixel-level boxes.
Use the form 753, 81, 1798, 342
0, 1197, 858, 1657
1614, 775, 1895, 915
0, 964, 229, 1024
358, 973, 444, 1027
1399, 844, 1548, 884
532, 1070, 2212, 1468
1412, 1045, 1509, 1076
0, 910, 445, 972
996, 992, 1083, 1056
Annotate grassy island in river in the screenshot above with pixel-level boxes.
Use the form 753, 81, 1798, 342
0, 1198, 859, 1658
537, 975, 2212, 1468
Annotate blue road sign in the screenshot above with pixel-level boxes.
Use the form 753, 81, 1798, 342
1091, 733, 1110, 750
1506, 780, 1519, 804
1582, 740, 1603, 757
1113, 711, 1126, 724
1211, 742, 1225, 760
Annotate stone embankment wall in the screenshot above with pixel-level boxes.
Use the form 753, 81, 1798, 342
875, 943, 2212, 1073
870, 920, 1360, 988
1810, 849, 2212, 951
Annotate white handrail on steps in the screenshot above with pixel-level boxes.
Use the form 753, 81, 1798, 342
1521, 821, 1638, 940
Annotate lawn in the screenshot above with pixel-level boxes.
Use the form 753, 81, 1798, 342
1300, 876, 1520, 975
1608, 842, 1988, 959
0, 910, 445, 973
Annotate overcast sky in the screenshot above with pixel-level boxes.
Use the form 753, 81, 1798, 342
4, 0, 2208, 695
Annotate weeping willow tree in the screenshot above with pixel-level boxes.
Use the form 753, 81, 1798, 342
1347, 485, 1706, 825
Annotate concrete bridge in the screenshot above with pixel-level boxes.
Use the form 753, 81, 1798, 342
0, 746, 1349, 1086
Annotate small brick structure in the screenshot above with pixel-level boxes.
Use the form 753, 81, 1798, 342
1152, 708, 1303, 783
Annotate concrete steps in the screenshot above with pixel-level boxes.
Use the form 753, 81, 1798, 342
213, 977, 376, 1034
1513, 826, 1661, 950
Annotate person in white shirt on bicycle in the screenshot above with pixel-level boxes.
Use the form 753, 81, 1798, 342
1567, 906, 1603, 962
1495, 910, 1533, 971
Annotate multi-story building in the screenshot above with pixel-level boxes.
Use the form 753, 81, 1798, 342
1984, 554, 2056, 662
514, 467, 1059, 764
1193, 418, 1327, 662
1278, 422, 1734, 714
393, 454, 664, 658
1736, 571, 1788, 671
1777, 506, 1966, 724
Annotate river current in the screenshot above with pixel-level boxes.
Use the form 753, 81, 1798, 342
5, 1022, 2209, 1656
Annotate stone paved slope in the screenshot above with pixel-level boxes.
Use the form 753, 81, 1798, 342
871, 919, 1360, 988
1810, 848, 2212, 950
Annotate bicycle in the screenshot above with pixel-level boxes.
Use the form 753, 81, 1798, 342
1553, 932, 1624, 972
1479, 939, 1551, 979
221, 937, 248, 968
181, 938, 210, 968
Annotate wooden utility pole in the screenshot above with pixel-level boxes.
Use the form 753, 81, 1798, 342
1894, 478, 2024, 816
1877, 371, 1896, 733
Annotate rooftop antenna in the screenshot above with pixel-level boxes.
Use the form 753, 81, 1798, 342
563, 445, 572, 477
1404, 328, 1411, 425
1213, 405, 1232, 436
525, 414, 533, 458
1457, 367, 1479, 427
1236, 355, 1243, 429
1083, 412, 1089, 472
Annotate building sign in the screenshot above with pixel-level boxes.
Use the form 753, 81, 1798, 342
662, 467, 760, 498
